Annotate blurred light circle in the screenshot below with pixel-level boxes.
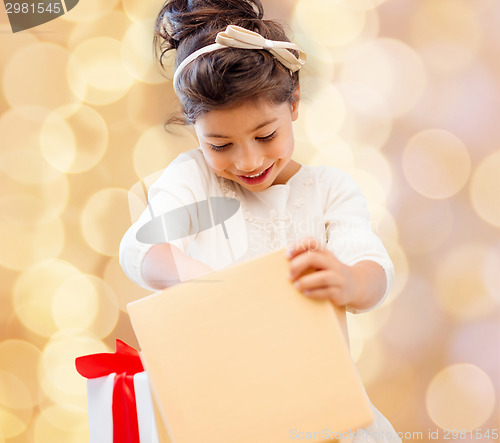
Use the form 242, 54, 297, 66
411, 0, 482, 72
350, 302, 392, 340
52, 274, 98, 331
39, 112, 75, 173
346, 168, 387, 211
68, 11, 131, 50
398, 196, 453, 254
68, 37, 134, 105
0, 406, 31, 439
470, 151, 500, 228
483, 245, 500, 303
345, 317, 364, 362
382, 277, 444, 354
126, 82, 176, 133
426, 364, 495, 430
0, 340, 41, 409
81, 188, 132, 256
465, 0, 496, 11
14, 260, 81, 337
122, 22, 166, 84
133, 125, 198, 179
341, 0, 389, 10
0, 175, 69, 226
403, 129, 471, 199
308, 137, 355, 171
341, 39, 426, 117
2, 43, 81, 111
448, 322, 499, 392
338, 82, 392, 149
354, 147, 393, 197
410, 64, 498, 152
355, 337, 385, 386
122, 0, 160, 24
295, 76, 330, 119
53, 274, 119, 338
291, 139, 318, 167
0, 107, 64, 185
41, 105, 108, 174
371, 206, 399, 244
0, 217, 64, 271
103, 257, 154, 311
39, 331, 107, 403
61, 0, 119, 22
304, 85, 346, 144
40, 403, 88, 433
328, 7, 380, 65
34, 411, 89, 443
435, 243, 498, 320
0, 24, 37, 76
0, 371, 32, 410
293, 35, 334, 82
295, 0, 366, 47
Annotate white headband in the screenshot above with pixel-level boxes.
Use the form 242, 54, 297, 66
173, 25, 307, 91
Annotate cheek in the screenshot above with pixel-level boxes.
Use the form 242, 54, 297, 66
275, 134, 294, 157
203, 151, 231, 172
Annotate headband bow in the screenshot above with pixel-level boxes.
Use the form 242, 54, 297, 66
173, 25, 306, 91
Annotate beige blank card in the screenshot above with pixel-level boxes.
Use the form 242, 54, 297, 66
128, 249, 373, 443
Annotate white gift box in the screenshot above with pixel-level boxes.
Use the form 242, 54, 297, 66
86, 371, 159, 443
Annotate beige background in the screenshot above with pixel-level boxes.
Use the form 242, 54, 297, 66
0, 0, 498, 441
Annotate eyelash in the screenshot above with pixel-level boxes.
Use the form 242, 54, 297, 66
210, 143, 231, 152
257, 131, 277, 142
209, 131, 277, 152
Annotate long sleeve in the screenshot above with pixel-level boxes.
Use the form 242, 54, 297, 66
119, 150, 211, 290
321, 168, 394, 313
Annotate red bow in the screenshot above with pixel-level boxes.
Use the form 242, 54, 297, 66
76, 340, 144, 443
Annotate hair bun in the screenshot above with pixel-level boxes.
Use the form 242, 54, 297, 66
156, 0, 264, 50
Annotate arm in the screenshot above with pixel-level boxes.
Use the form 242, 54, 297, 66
297, 168, 394, 312
287, 238, 387, 312
119, 151, 215, 290
142, 243, 213, 290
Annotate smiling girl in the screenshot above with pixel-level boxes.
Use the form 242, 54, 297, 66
119, 0, 401, 440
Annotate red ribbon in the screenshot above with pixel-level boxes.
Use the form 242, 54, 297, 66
76, 340, 144, 443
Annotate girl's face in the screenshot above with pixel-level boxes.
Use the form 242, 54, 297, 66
194, 98, 300, 192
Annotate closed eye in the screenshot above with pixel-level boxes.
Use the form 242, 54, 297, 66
256, 131, 277, 142
210, 143, 232, 152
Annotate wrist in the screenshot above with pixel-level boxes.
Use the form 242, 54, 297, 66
341, 262, 366, 307
342, 261, 386, 312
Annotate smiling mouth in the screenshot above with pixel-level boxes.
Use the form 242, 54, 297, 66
242, 169, 268, 178
236, 164, 274, 184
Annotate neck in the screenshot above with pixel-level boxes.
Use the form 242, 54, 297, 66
273, 160, 301, 185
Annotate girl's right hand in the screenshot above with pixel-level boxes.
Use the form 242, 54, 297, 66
142, 243, 213, 290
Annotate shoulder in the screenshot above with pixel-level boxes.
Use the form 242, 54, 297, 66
167, 148, 210, 176
299, 164, 363, 197
150, 148, 215, 189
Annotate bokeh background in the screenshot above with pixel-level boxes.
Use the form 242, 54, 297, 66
1, 0, 499, 441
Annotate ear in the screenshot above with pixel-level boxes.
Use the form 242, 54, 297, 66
290, 86, 300, 121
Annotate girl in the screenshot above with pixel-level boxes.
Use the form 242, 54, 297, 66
120, 0, 401, 440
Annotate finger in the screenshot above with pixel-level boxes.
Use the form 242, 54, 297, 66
299, 284, 348, 305
288, 249, 336, 280
285, 237, 322, 259
294, 270, 340, 291
299, 286, 334, 300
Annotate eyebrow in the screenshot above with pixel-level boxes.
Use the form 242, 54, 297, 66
204, 118, 278, 138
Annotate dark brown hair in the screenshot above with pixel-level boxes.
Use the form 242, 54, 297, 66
154, 0, 300, 124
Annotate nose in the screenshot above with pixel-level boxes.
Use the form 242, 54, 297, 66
234, 144, 263, 173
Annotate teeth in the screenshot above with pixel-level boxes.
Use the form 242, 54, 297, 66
245, 169, 266, 178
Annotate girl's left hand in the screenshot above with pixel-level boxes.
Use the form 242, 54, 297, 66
286, 237, 356, 306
